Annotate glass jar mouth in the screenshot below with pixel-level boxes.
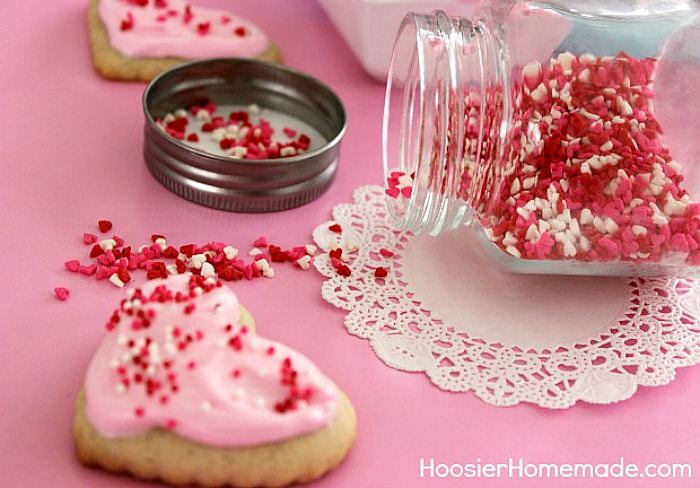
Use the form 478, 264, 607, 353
383, 11, 475, 235
382, 12, 423, 229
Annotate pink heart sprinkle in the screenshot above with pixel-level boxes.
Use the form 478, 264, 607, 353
54, 287, 71, 301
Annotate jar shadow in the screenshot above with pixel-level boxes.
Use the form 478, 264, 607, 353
401, 226, 630, 350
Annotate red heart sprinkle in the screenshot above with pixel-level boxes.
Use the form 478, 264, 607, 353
117, 268, 131, 284
98, 220, 113, 233
379, 248, 394, 258
89, 244, 105, 258
374, 267, 388, 278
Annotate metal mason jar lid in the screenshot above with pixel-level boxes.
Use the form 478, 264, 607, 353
142, 58, 346, 212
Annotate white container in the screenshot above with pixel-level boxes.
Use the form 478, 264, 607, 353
317, 0, 476, 81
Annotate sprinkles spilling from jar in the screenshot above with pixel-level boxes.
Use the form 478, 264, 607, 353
387, 51, 700, 266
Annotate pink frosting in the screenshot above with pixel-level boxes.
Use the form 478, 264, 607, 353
84, 273, 339, 447
98, 0, 271, 59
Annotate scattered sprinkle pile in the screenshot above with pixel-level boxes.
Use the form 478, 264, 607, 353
63, 220, 318, 290
57, 220, 389, 301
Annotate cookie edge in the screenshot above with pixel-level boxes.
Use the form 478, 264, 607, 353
72, 302, 356, 487
73, 388, 356, 487
87, 0, 283, 82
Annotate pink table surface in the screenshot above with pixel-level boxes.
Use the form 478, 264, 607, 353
2, 1, 700, 487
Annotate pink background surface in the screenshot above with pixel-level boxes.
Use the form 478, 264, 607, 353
2, 1, 699, 487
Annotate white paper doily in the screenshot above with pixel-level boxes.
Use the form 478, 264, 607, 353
313, 185, 700, 408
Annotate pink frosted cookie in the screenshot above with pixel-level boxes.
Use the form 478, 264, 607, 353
73, 274, 356, 487
87, 0, 282, 81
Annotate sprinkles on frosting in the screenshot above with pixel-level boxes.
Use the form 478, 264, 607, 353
115, 0, 252, 36
387, 51, 700, 267
105, 275, 312, 415
85, 273, 339, 447
100, 0, 270, 59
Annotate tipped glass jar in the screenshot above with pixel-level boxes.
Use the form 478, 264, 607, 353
383, 1, 700, 276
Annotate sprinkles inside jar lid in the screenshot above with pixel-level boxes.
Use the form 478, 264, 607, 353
143, 58, 346, 213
